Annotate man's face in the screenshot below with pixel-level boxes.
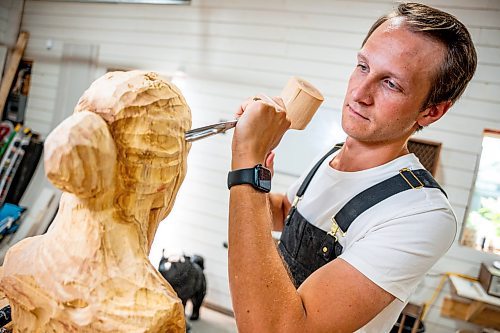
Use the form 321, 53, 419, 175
341, 18, 445, 143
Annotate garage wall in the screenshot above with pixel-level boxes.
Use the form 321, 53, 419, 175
0, 0, 25, 80
0, 2, 8, 44
0, 1, 9, 78
19, 0, 500, 331
0, 0, 24, 46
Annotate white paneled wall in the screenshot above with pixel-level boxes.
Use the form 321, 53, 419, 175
0, 2, 8, 44
0, 0, 17, 78
0, 1, 9, 78
0, 0, 24, 47
19, 0, 500, 331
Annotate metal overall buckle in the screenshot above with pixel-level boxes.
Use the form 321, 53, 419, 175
285, 195, 302, 225
320, 217, 344, 259
327, 217, 345, 242
399, 168, 424, 189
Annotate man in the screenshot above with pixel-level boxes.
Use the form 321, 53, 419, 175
227, 3, 476, 333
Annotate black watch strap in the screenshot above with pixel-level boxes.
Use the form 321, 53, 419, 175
227, 164, 271, 193
228, 167, 256, 189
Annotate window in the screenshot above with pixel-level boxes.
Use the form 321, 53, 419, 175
461, 129, 500, 254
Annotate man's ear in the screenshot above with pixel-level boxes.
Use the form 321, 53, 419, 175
417, 100, 453, 128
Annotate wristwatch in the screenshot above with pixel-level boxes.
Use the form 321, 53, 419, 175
227, 164, 272, 193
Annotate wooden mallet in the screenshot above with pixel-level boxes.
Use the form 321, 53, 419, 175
280, 76, 324, 130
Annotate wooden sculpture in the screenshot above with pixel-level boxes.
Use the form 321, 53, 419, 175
0, 71, 191, 332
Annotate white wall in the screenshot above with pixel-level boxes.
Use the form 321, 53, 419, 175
0, 1, 8, 44
0, 0, 25, 80
19, 0, 500, 331
0, 0, 24, 46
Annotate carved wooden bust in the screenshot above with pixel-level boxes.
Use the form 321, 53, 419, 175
0, 71, 191, 332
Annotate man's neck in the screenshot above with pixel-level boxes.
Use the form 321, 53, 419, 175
330, 137, 410, 172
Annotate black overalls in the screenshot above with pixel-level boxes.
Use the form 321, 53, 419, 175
278, 143, 446, 288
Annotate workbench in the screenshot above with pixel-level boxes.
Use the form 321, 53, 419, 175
441, 275, 500, 329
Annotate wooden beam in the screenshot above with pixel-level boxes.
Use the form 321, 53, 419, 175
0, 31, 29, 117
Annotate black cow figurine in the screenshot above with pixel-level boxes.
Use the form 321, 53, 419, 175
158, 251, 207, 321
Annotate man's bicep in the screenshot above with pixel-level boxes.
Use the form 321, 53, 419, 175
339, 208, 456, 302
297, 258, 395, 332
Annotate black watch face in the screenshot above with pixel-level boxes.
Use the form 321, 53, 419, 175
257, 166, 272, 192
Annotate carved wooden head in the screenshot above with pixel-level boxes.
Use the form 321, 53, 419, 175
44, 71, 192, 246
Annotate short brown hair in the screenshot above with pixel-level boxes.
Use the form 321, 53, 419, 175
363, 2, 477, 110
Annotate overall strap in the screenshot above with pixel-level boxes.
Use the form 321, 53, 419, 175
296, 143, 344, 198
334, 168, 447, 233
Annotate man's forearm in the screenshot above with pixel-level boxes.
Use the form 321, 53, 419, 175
228, 185, 306, 332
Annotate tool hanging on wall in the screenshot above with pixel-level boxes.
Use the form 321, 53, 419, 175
185, 77, 324, 142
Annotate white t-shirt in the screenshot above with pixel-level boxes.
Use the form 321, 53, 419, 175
286, 149, 457, 333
